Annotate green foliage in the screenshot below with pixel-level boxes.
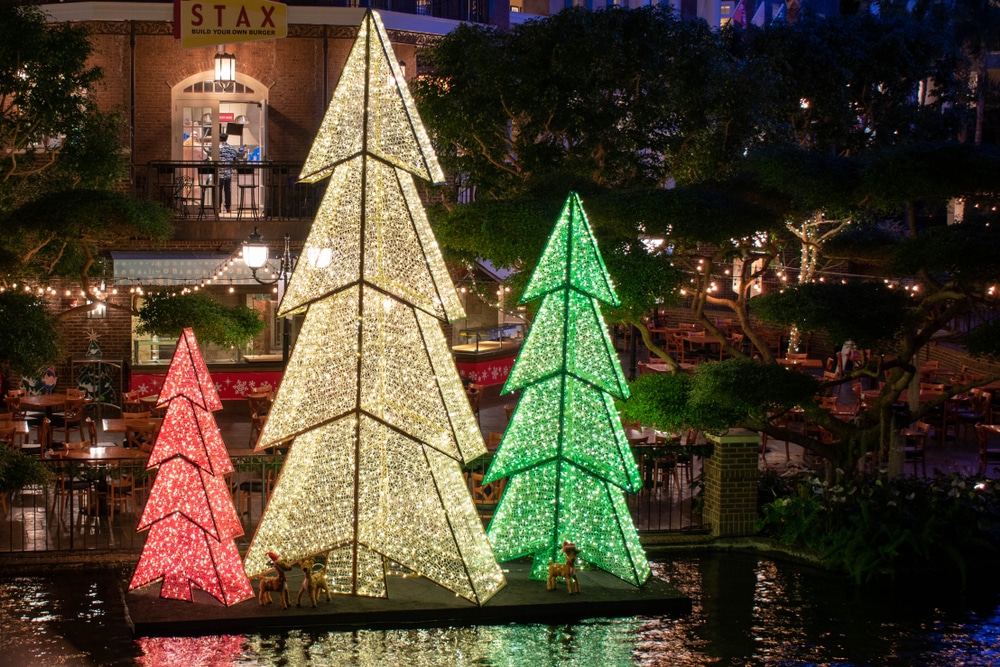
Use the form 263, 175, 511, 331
415, 6, 742, 194
617, 372, 693, 433
0, 291, 61, 374
688, 358, 819, 430
136, 293, 265, 349
758, 473, 1000, 584
0, 444, 51, 494
3, 190, 173, 283
889, 221, 1000, 283
621, 359, 818, 435
965, 320, 1000, 361
741, 147, 862, 219
0, 3, 170, 293
863, 143, 1000, 214
752, 282, 909, 352
0, 3, 109, 210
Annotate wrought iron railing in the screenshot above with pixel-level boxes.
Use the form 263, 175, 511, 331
140, 161, 323, 221
0, 455, 281, 554
1, 448, 702, 555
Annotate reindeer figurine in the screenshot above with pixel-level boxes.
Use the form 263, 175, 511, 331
546, 541, 581, 594
257, 551, 293, 609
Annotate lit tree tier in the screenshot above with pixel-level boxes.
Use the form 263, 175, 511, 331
486, 192, 650, 587
130, 513, 252, 606
504, 288, 628, 396
487, 462, 649, 584
245, 416, 503, 602
244, 10, 505, 605
487, 376, 640, 492
255, 285, 482, 461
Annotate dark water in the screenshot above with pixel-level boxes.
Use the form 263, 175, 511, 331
2, 553, 1000, 666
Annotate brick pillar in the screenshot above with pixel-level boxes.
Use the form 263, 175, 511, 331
702, 429, 760, 538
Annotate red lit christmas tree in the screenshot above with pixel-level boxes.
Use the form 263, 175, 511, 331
128, 327, 254, 606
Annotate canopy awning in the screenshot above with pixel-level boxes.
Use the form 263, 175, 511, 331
111, 251, 265, 286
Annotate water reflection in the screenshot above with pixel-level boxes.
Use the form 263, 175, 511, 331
2, 555, 1000, 666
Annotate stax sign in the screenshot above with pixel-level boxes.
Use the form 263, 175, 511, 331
175, 0, 288, 48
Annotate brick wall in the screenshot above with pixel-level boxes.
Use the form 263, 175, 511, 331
6, 278, 133, 399
702, 430, 760, 538
79, 21, 427, 169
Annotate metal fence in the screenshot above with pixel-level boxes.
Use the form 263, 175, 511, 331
1, 451, 701, 556
0, 455, 280, 555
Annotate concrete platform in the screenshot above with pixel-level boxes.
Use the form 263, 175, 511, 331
124, 561, 691, 637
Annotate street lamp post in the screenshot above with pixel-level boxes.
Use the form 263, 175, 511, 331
242, 227, 294, 364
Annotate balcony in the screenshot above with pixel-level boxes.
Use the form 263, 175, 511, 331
140, 161, 325, 241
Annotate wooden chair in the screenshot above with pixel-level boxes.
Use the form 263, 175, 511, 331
65, 388, 87, 400
123, 414, 158, 451
666, 334, 688, 365
85, 417, 117, 448
54, 443, 94, 515
470, 473, 505, 522
4, 394, 40, 428
485, 431, 502, 452
466, 384, 482, 424
19, 418, 51, 457
957, 388, 992, 441
637, 361, 652, 376
234, 466, 277, 517
122, 390, 144, 413
975, 424, 1000, 476
52, 397, 86, 446
504, 404, 515, 423
0, 412, 13, 447
107, 473, 142, 521
247, 394, 272, 446
919, 360, 940, 381
821, 371, 842, 397
816, 395, 839, 411
760, 412, 791, 461
728, 332, 746, 358
901, 421, 930, 477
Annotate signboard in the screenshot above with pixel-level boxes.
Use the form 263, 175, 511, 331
175, 0, 288, 49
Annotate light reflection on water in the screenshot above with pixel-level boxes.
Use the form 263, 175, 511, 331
2, 553, 1000, 666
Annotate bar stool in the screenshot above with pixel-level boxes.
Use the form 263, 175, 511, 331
196, 166, 217, 220
236, 166, 259, 220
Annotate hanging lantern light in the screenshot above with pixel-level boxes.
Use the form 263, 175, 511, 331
214, 50, 236, 90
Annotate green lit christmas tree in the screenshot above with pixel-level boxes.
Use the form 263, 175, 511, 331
485, 192, 650, 586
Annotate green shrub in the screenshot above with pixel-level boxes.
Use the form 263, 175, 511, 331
757, 472, 1000, 584
0, 445, 52, 496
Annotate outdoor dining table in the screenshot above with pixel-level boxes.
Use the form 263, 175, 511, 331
777, 357, 824, 370
0, 419, 29, 445
60, 445, 148, 462
679, 333, 724, 361
646, 362, 696, 374
102, 418, 163, 434
19, 393, 67, 418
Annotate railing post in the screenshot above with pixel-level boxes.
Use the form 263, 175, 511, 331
702, 429, 760, 538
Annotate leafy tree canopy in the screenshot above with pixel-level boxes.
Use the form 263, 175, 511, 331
752, 281, 910, 352
0, 2, 173, 296
136, 293, 265, 349
0, 291, 61, 374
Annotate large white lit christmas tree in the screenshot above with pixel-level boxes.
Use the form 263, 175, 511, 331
243, 10, 505, 605
485, 192, 650, 587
